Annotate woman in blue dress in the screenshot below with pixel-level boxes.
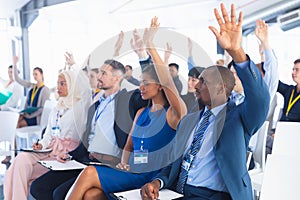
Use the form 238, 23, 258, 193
66, 17, 187, 200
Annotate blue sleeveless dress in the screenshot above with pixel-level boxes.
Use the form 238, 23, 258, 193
95, 106, 176, 199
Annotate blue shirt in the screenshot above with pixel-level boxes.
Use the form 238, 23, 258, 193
186, 104, 227, 192
186, 60, 250, 192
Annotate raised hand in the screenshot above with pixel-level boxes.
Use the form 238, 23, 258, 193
113, 31, 124, 57
65, 52, 75, 67
13, 56, 19, 66
255, 19, 270, 50
209, 3, 246, 62
164, 42, 172, 64
130, 29, 148, 59
143, 16, 160, 47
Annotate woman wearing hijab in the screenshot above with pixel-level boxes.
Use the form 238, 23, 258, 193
4, 68, 91, 200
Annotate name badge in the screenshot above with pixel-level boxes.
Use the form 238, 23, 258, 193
134, 149, 148, 164
88, 131, 95, 143
51, 126, 60, 136
181, 154, 194, 171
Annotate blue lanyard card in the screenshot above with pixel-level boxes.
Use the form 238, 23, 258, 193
133, 149, 148, 164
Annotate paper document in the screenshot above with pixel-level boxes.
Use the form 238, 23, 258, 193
0, 90, 12, 105
38, 160, 87, 170
19, 106, 40, 114
21, 148, 53, 153
112, 188, 183, 200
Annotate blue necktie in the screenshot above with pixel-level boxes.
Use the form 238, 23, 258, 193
176, 110, 213, 193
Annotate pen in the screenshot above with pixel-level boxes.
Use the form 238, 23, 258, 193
36, 139, 39, 146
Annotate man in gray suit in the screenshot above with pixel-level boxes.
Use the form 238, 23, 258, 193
141, 3, 270, 200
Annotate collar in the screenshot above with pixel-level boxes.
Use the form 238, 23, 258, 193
204, 102, 227, 117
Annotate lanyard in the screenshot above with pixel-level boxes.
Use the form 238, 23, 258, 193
93, 96, 115, 128
286, 88, 300, 116
30, 83, 44, 105
92, 89, 100, 100
55, 110, 60, 127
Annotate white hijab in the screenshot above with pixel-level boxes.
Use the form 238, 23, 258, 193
56, 70, 87, 110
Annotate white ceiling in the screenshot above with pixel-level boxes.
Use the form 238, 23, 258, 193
0, 0, 30, 18
0, 0, 288, 21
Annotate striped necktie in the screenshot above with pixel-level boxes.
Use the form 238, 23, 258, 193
176, 110, 213, 193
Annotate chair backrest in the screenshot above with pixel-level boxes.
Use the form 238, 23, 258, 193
0, 111, 19, 157
272, 121, 300, 156
40, 100, 56, 128
252, 121, 269, 171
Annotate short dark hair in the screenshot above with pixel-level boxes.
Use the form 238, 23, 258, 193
125, 65, 133, 70
90, 68, 99, 73
294, 59, 300, 64
188, 66, 205, 78
206, 65, 235, 97
104, 59, 125, 74
168, 63, 179, 70
8, 65, 13, 69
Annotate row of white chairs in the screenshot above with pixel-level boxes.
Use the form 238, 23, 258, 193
249, 121, 300, 200
0, 100, 56, 161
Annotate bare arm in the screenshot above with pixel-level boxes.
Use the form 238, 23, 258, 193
113, 31, 124, 57
163, 42, 172, 65
144, 17, 187, 129
116, 108, 144, 171
13, 56, 33, 88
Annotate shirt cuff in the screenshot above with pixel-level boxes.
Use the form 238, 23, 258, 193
233, 59, 249, 69
139, 55, 150, 62
155, 178, 164, 189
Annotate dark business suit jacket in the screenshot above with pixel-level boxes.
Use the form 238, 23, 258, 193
30, 89, 148, 200
154, 58, 270, 200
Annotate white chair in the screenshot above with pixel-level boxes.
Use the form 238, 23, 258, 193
248, 121, 269, 199
271, 121, 300, 156
0, 111, 19, 160
260, 154, 300, 200
15, 100, 56, 149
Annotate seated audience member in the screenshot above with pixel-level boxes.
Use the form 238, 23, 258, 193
1, 56, 51, 165
140, 4, 269, 200
277, 59, 300, 122
13, 56, 50, 128
181, 67, 205, 113
65, 16, 186, 200
30, 58, 148, 200
0, 65, 23, 111
4, 60, 91, 200
125, 65, 140, 86
253, 19, 279, 154
88, 68, 102, 104
168, 63, 183, 94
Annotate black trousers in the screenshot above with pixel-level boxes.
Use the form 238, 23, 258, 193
30, 169, 82, 200
182, 184, 232, 200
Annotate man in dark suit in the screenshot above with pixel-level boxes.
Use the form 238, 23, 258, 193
30, 59, 147, 200
141, 3, 270, 200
